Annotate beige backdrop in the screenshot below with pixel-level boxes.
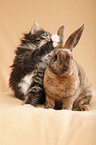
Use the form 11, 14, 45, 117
0, 0, 96, 92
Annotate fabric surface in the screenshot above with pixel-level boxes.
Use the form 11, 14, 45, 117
0, 92, 96, 145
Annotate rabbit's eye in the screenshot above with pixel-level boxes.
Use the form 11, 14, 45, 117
54, 55, 57, 60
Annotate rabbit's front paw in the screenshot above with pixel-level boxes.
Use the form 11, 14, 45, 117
80, 104, 90, 111
62, 97, 73, 110
45, 96, 55, 109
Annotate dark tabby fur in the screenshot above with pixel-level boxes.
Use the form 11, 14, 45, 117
9, 23, 55, 106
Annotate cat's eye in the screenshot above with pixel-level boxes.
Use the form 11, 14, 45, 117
35, 37, 40, 42
41, 33, 50, 39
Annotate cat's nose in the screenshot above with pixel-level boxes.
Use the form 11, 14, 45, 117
46, 35, 51, 42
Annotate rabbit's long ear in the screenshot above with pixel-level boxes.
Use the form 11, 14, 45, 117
31, 22, 40, 34
57, 25, 65, 47
64, 24, 85, 51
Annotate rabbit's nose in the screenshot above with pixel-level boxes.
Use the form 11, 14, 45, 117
58, 50, 62, 54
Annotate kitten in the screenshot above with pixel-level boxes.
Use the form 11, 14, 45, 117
9, 22, 60, 106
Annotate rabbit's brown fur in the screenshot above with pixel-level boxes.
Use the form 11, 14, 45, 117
44, 24, 92, 111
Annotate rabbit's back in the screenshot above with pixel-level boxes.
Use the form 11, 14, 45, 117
72, 62, 92, 110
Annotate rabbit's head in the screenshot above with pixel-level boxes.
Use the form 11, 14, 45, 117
49, 24, 85, 76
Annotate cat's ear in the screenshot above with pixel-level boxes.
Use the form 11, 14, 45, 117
31, 22, 40, 34
64, 24, 85, 51
57, 25, 65, 47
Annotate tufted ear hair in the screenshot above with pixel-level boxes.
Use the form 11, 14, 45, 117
64, 24, 85, 51
57, 25, 65, 47
31, 22, 40, 34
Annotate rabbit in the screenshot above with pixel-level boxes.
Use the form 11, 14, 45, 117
44, 24, 92, 111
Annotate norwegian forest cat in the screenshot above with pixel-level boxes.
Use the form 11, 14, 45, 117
9, 22, 64, 106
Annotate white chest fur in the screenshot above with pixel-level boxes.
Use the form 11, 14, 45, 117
18, 71, 35, 95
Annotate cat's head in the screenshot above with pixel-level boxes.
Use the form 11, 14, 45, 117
21, 22, 63, 49
29, 22, 52, 48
